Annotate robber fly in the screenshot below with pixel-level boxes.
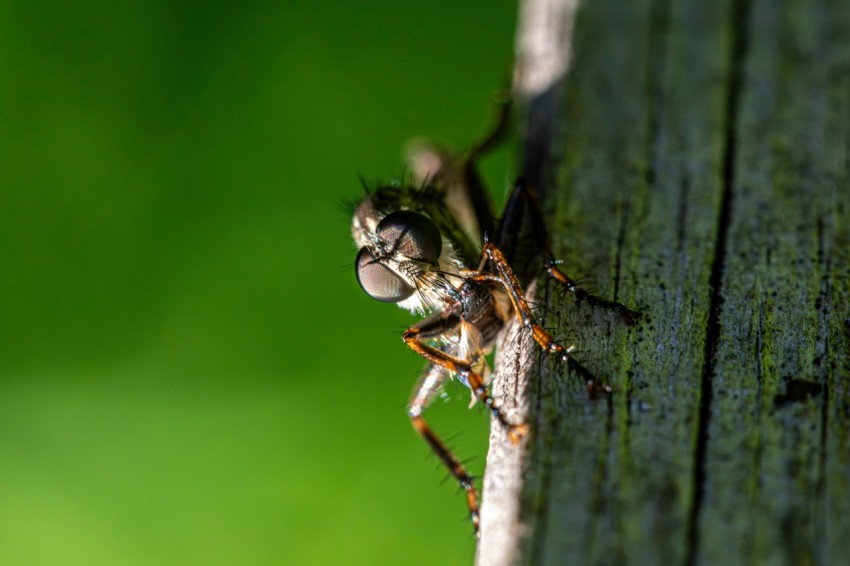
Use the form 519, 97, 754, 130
350, 103, 637, 533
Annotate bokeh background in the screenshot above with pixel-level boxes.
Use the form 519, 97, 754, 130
0, 1, 517, 564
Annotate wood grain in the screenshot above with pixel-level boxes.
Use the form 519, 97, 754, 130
477, 0, 850, 564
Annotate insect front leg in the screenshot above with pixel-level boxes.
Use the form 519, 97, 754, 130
407, 364, 481, 531
497, 177, 641, 326
466, 242, 613, 396
403, 313, 529, 445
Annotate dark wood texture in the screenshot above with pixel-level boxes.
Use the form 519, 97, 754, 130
478, 0, 850, 564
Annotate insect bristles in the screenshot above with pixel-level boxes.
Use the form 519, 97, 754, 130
337, 195, 360, 217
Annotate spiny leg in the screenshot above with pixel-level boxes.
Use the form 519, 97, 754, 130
497, 177, 641, 326
457, 94, 512, 240
407, 95, 511, 242
464, 94, 512, 167
403, 323, 529, 445
408, 365, 481, 531
467, 242, 612, 396
468, 243, 573, 360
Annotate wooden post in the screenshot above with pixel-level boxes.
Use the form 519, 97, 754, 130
477, 0, 850, 564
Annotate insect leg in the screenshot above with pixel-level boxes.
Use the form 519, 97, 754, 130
498, 177, 640, 326
407, 364, 481, 531
465, 94, 512, 162
467, 243, 612, 395
455, 97, 512, 240
467, 244, 574, 360
408, 97, 511, 243
403, 318, 529, 445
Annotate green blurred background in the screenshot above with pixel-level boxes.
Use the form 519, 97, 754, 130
0, 1, 516, 564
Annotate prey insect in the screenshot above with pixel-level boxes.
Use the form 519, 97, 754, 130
350, 105, 638, 533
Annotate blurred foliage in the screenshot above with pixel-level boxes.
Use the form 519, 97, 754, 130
0, 0, 516, 563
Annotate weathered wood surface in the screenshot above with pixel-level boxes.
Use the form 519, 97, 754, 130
478, 0, 850, 564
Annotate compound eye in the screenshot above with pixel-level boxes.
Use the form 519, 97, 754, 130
376, 210, 442, 264
355, 247, 415, 303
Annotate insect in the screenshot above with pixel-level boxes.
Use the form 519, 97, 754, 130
350, 103, 638, 533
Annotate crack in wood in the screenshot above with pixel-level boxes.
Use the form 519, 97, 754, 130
685, 0, 753, 563
815, 208, 832, 561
